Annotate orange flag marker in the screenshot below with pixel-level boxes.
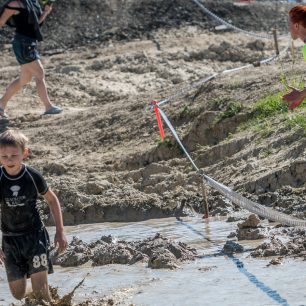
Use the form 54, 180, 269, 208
152, 100, 165, 140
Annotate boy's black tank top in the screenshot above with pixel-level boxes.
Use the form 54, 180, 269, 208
0, 165, 49, 235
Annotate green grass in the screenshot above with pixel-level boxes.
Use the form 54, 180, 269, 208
279, 72, 304, 92
156, 135, 175, 148
237, 92, 288, 137
216, 101, 243, 122
252, 92, 288, 119
285, 113, 306, 130
259, 148, 273, 158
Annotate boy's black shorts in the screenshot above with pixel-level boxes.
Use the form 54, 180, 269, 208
2, 227, 54, 282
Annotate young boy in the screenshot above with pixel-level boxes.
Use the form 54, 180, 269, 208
0, 129, 67, 302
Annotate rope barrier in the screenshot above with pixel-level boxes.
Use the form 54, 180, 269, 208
155, 0, 292, 108
155, 106, 306, 227
191, 0, 289, 41
156, 44, 289, 108
151, 8, 298, 226
157, 74, 218, 107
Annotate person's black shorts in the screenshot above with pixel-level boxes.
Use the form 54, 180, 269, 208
12, 33, 40, 65
2, 227, 54, 282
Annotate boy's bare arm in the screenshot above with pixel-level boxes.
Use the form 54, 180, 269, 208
43, 189, 68, 253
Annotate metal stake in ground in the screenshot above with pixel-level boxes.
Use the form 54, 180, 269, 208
200, 177, 209, 219
273, 28, 279, 56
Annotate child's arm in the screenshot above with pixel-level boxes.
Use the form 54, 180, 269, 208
43, 189, 68, 253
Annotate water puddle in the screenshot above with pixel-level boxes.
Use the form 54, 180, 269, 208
1, 216, 306, 305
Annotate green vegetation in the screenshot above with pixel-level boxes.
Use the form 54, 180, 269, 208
279, 72, 304, 93
252, 93, 287, 118
259, 148, 273, 158
157, 135, 175, 148
216, 101, 243, 123
180, 105, 190, 117
285, 113, 306, 131
239, 91, 306, 138
209, 96, 228, 110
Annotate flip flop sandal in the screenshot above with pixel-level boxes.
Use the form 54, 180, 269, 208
43, 105, 62, 115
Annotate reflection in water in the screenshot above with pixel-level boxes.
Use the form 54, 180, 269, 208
0, 216, 306, 305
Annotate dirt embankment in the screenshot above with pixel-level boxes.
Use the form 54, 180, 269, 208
1, 0, 290, 50
0, 0, 305, 227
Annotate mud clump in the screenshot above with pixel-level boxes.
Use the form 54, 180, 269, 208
238, 214, 261, 228
236, 214, 268, 240
22, 278, 86, 306
222, 241, 244, 254
251, 228, 306, 259
53, 233, 197, 269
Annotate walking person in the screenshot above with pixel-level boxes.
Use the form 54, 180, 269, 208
0, 129, 67, 302
0, 0, 62, 118
283, 5, 306, 110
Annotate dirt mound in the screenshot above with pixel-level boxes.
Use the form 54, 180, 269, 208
0, 0, 304, 226
52, 233, 197, 269
0, 0, 290, 50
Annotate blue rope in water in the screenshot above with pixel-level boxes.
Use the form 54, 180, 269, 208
228, 255, 289, 306
177, 220, 290, 306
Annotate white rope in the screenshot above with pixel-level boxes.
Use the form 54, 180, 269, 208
192, 0, 289, 41
158, 107, 199, 171
158, 74, 218, 107
157, 107, 306, 227
156, 44, 288, 108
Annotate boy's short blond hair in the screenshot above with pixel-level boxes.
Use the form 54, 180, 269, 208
0, 129, 28, 151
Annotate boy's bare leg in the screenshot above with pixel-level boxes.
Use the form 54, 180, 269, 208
30, 270, 51, 302
8, 277, 27, 300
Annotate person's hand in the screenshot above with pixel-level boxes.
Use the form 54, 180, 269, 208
54, 231, 68, 254
282, 86, 306, 110
0, 249, 5, 266
43, 4, 53, 15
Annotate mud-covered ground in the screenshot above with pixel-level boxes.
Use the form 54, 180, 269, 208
1, 0, 302, 224
1, 0, 306, 304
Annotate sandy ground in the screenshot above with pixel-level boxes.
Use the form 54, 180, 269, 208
1, 0, 302, 226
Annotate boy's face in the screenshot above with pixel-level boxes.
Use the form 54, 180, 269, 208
0, 145, 28, 175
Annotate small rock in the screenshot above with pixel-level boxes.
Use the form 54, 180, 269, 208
238, 214, 261, 229
222, 241, 244, 254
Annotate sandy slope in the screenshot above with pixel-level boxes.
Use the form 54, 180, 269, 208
0, 0, 305, 226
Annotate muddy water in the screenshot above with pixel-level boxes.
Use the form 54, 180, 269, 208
1, 216, 306, 306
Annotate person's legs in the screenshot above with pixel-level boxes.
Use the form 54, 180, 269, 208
0, 65, 32, 114
8, 276, 28, 300
30, 270, 51, 302
26, 60, 57, 112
